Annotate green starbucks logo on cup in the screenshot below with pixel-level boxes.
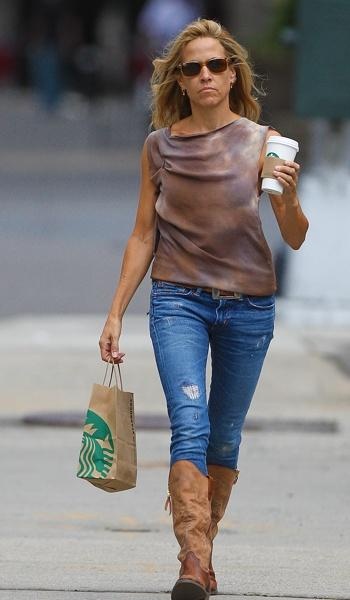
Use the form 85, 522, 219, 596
77, 409, 114, 478
266, 151, 279, 158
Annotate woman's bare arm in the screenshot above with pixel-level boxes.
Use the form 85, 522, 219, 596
268, 181, 309, 250
259, 130, 309, 250
99, 142, 158, 362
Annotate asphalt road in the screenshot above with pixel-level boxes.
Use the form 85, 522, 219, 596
1, 419, 349, 599
0, 91, 151, 318
0, 163, 155, 317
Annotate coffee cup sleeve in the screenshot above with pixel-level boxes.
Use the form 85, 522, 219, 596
262, 156, 285, 179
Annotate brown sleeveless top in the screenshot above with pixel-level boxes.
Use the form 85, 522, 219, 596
146, 117, 276, 295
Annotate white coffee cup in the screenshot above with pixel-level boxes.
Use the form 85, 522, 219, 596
261, 136, 299, 195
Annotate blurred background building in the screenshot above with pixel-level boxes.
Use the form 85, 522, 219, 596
0, 0, 349, 321
1, 0, 302, 124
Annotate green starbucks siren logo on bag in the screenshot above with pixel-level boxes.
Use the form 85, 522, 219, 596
266, 151, 279, 158
77, 409, 114, 479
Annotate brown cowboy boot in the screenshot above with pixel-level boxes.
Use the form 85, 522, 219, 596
207, 465, 239, 594
167, 460, 212, 600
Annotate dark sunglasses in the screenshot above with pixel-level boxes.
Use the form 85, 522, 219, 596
177, 57, 233, 78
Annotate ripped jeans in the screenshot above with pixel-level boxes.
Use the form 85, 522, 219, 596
149, 280, 275, 476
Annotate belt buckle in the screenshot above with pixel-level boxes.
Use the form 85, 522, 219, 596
212, 288, 242, 300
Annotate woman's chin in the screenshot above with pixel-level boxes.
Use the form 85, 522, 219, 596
195, 95, 222, 108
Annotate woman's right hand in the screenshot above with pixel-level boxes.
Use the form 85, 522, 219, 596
99, 316, 125, 363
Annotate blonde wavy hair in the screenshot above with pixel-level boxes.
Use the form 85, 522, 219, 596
150, 18, 264, 129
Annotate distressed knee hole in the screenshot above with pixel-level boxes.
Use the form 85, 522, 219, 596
182, 384, 200, 400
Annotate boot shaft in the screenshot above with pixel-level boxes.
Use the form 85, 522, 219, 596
168, 460, 212, 570
208, 464, 239, 540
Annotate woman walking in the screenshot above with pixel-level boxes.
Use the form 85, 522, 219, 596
99, 18, 308, 600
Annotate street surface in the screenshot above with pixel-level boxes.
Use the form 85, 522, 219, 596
1, 316, 350, 599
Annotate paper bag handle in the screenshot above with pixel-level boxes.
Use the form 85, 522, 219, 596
102, 359, 123, 390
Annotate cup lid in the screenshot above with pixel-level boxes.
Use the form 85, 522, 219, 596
267, 136, 299, 151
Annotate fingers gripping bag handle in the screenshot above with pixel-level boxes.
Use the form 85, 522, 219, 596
102, 359, 123, 390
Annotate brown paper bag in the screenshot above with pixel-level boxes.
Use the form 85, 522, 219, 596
77, 361, 137, 492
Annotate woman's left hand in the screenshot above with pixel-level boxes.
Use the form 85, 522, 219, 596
273, 161, 300, 202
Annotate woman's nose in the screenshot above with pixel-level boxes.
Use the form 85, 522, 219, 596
200, 65, 212, 80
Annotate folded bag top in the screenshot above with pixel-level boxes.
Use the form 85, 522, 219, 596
77, 360, 137, 492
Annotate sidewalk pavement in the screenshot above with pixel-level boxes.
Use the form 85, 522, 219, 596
1, 309, 350, 599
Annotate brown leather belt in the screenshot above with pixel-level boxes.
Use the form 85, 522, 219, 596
173, 282, 243, 300
205, 287, 243, 299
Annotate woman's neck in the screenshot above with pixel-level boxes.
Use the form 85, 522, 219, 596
186, 106, 238, 134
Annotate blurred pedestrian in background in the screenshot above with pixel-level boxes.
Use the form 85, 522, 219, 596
18, 0, 108, 112
99, 18, 308, 600
25, 0, 65, 112
137, 0, 203, 54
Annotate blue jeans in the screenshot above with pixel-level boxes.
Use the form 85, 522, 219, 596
149, 280, 275, 476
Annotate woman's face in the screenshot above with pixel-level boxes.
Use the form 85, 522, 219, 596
178, 36, 235, 110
